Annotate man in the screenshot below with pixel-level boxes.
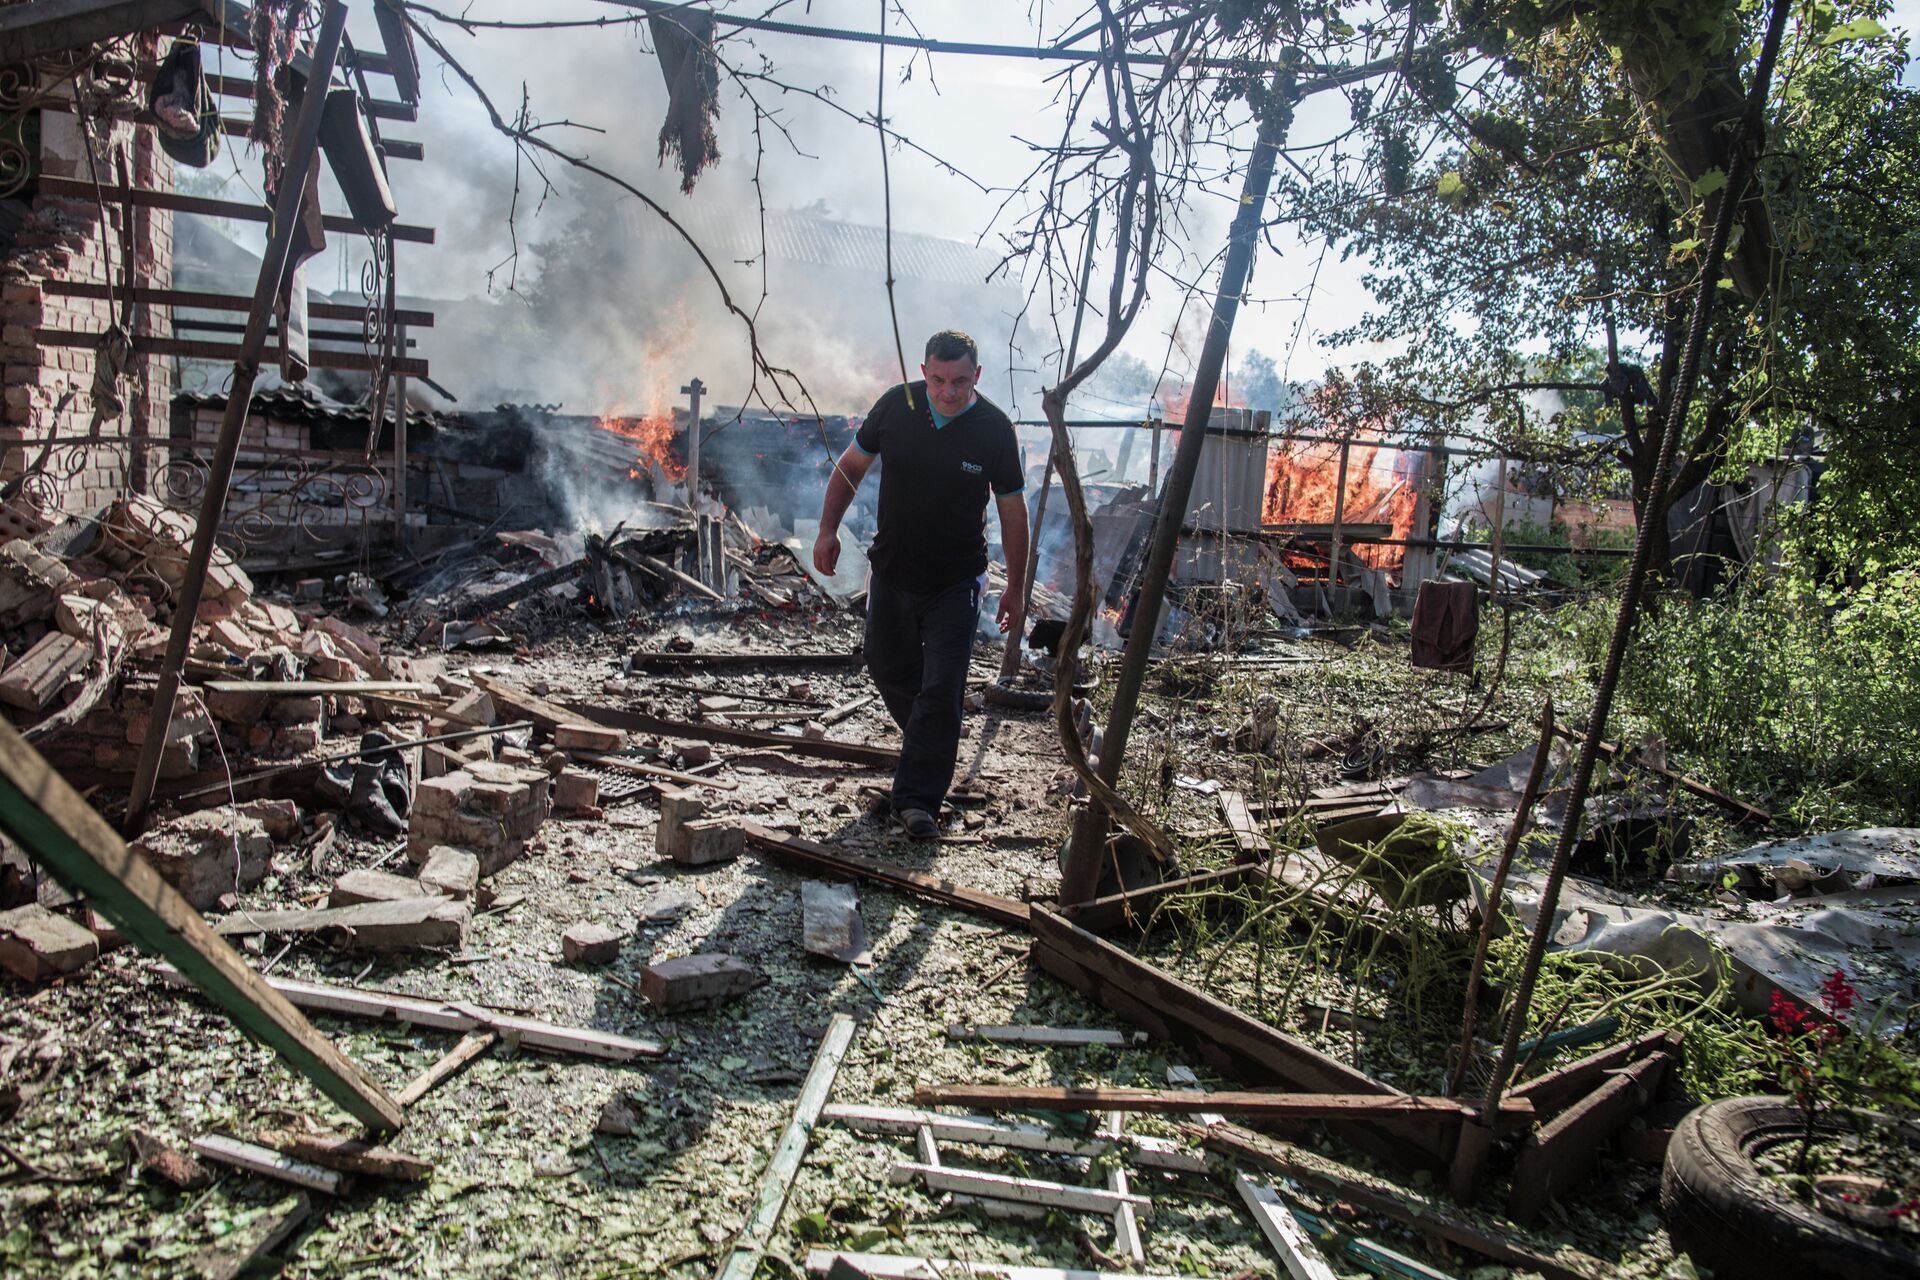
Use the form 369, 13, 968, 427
814, 330, 1029, 840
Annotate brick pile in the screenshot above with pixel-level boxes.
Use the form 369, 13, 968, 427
408, 760, 553, 876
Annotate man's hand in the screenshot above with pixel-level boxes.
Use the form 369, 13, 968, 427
813, 529, 842, 576
996, 589, 1023, 635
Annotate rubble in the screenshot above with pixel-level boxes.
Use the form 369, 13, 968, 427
561, 922, 626, 965
407, 760, 551, 874
641, 952, 759, 1011
0, 902, 98, 981
131, 811, 275, 912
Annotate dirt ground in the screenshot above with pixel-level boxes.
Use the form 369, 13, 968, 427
0, 607, 1699, 1279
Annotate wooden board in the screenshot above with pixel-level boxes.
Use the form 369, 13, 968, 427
567, 701, 901, 769
394, 1031, 495, 1107
191, 1134, 344, 1195
254, 1128, 433, 1181
469, 674, 609, 738
716, 1013, 857, 1280
743, 825, 1029, 929
805, 1253, 1189, 1280
1236, 1174, 1340, 1280
1510, 1028, 1681, 1119
1508, 1052, 1671, 1224
890, 1160, 1152, 1216
201, 680, 439, 696
913, 1084, 1531, 1126
1219, 790, 1270, 863
820, 1104, 1209, 1174
0, 721, 403, 1132
1027, 906, 1452, 1168
1200, 1122, 1612, 1280
156, 967, 664, 1062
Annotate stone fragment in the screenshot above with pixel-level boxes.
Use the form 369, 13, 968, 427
640, 953, 758, 1012
213, 897, 470, 952
294, 578, 325, 602
0, 904, 98, 981
130, 1129, 211, 1190
131, 812, 274, 911
696, 695, 742, 715
329, 869, 428, 907
233, 799, 301, 840
553, 770, 600, 815
555, 722, 624, 752
677, 742, 714, 767
416, 846, 479, 901
654, 787, 706, 859
636, 885, 698, 923
562, 922, 625, 966
674, 818, 743, 867
596, 1095, 642, 1136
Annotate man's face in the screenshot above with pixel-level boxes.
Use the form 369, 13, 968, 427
921, 354, 980, 418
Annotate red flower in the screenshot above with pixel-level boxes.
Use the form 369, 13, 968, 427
1820, 970, 1858, 1017
1771, 990, 1812, 1037
1890, 1200, 1919, 1220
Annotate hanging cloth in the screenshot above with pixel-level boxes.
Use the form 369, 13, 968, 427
649, 4, 721, 193
1409, 579, 1479, 672
148, 38, 222, 168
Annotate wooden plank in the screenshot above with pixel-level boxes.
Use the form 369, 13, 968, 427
568, 701, 901, 769
946, 1024, 1146, 1048
1552, 723, 1770, 825
0, 0, 208, 61
156, 967, 665, 1062
253, 1128, 433, 1181
1027, 906, 1451, 1168
913, 1084, 1530, 1126
1507, 1053, 1671, 1224
36, 175, 434, 242
34, 328, 430, 377
627, 650, 862, 670
890, 1160, 1153, 1217
465, 674, 599, 738
819, 1104, 1209, 1174
0, 721, 403, 1132
200, 680, 440, 696
394, 1031, 495, 1107
211, 896, 466, 951
805, 1253, 1189, 1280
1200, 1123, 1612, 1280
1236, 1174, 1340, 1280
743, 824, 1029, 929
716, 1012, 857, 1280
1103, 1112, 1144, 1266
203, 70, 417, 120
191, 1134, 344, 1194
195, 1192, 309, 1280
574, 751, 737, 792
1510, 1028, 1681, 1119
43, 279, 435, 326
1219, 790, 1270, 863
1062, 865, 1253, 933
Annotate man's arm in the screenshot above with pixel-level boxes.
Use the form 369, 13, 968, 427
814, 442, 875, 575
993, 491, 1030, 634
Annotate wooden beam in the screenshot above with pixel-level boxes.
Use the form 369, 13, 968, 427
1200, 1123, 1613, 1280
468, 674, 606, 738
0, 720, 404, 1132
156, 967, 666, 1062
1219, 790, 1269, 863
716, 1013, 857, 1280
1510, 1028, 1681, 1120
570, 701, 902, 770
1236, 1174, 1341, 1280
203, 70, 417, 121
1062, 864, 1253, 933
1507, 1053, 1671, 1224
394, 1031, 495, 1107
0, 0, 209, 62
34, 328, 429, 377
946, 1024, 1146, 1049
743, 824, 1029, 929
44, 278, 435, 326
253, 1128, 433, 1181
913, 1084, 1532, 1127
1027, 906, 1452, 1168
1551, 723, 1770, 825
574, 752, 738, 792
36, 175, 435, 243
625, 650, 862, 670
890, 1160, 1153, 1217
191, 1134, 345, 1195
202, 680, 439, 696
820, 1104, 1209, 1174
805, 1254, 1190, 1280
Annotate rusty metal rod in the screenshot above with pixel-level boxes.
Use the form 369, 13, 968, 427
1477, 0, 1789, 1126
1447, 694, 1554, 1097
125, 0, 351, 826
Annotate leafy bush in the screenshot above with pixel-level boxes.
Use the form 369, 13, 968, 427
1547, 555, 1920, 829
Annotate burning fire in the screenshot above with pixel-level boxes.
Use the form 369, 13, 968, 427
599, 415, 686, 483
1263, 440, 1421, 569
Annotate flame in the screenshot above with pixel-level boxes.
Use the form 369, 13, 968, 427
1263, 440, 1421, 569
599, 415, 687, 483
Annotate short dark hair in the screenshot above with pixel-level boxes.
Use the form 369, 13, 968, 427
925, 330, 978, 365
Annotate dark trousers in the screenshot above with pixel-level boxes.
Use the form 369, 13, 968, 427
864, 570, 981, 814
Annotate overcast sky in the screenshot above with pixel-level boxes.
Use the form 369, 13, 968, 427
219, 1, 1920, 411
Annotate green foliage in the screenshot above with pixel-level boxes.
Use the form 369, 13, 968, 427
1551, 549, 1920, 828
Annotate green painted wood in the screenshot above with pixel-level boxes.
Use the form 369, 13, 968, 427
0, 719, 403, 1132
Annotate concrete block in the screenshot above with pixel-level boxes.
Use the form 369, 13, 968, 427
673, 818, 743, 868
330, 868, 428, 907
640, 953, 758, 1012
413, 771, 471, 817
0, 904, 97, 981
132, 811, 273, 911
417, 846, 478, 900
555, 722, 624, 752
553, 770, 599, 814
562, 922, 625, 966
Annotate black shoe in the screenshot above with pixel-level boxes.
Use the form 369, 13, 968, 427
897, 807, 939, 840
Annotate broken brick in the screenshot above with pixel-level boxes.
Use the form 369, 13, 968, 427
553, 770, 600, 815
132, 812, 273, 911
640, 952, 758, 1012
329, 869, 429, 907
0, 904, 98, 982
562, 922, 625, 966
554, 722, 624, 752
416, 846, 479, 901
673, 818, 743, 867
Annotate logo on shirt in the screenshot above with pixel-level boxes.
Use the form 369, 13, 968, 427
960, 460, 983, 474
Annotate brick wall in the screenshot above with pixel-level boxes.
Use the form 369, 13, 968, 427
0, 42, 174, 517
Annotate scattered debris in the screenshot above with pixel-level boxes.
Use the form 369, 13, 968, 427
641, 952, 760, 1012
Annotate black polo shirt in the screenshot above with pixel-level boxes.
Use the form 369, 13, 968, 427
854, 381, 1023, 593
